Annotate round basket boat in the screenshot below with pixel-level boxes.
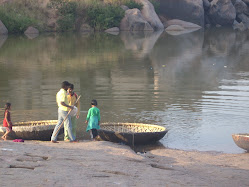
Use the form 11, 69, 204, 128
0, 120, 59, 140
97, 123, 168, 145
232, 133, 249, 151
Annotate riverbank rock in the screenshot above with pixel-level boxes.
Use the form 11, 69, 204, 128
159, 0, 204, 27
24, 26, 39, 39
203, 0, 211, 10
237, 13, 249, 28
165, 19, 202, 29
120, 9, 154, 31
234, 0, 248, 14
165, 25, 185, 31
105, 27, 119, 35
242, 0, 249, 5
208, 0, 236, 26
135, 0, 164, 30
233, 20, 246, 30
165, 25, 201, 35
0, 20, 8, 35
24, 27, 39, 34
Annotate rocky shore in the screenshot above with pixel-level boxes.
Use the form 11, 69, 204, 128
0, 0, 248, 38
1, 140, 249, 186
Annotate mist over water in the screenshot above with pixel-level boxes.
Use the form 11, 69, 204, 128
1, 29, 249, 153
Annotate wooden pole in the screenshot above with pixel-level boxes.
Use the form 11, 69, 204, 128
53, 95, 81, 138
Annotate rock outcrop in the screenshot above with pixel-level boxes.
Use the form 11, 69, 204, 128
208, 0, 236, 26
237, 13, 249, 28
120, 9, 154, 31
159, 0, 204, 27
233, 20, 246, 30
165, 25, 201, 35
24, 26, 39, 34
24, 26, 39, 39
135, 0, 164, 30
234, 0, 248, 14
164, 19, 202, 29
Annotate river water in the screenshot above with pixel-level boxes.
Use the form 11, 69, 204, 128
0, 28, 249, 153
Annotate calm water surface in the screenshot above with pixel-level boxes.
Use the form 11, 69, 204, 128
1, 29, 249, 153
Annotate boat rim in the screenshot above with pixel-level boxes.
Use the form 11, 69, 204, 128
100, 122, 167, 133
232, 133, 249, 138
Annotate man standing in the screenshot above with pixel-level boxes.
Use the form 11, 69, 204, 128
51, 81, 75, 143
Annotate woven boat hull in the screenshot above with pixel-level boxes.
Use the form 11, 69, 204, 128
0, 120, 61, 140
98, 123, 168, 145
232, 134, 249, 151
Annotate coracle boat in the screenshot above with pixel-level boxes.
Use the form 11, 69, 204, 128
0, 120, 60, 141
232, 134, 249, 151
98, 123, 168, 145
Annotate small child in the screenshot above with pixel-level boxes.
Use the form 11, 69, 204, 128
2, 103, 13, 141
85, 99, 100, 141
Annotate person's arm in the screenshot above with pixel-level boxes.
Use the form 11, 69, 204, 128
85, 109, 91, 123
60, 102, 73, 110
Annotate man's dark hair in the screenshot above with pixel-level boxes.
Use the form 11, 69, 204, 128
61, 81, 70, 89
69, 84, 74, 90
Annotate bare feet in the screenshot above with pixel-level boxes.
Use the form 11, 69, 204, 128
51, 140, 59, 143
71, 140, 79, 143
1, 136, 6, 141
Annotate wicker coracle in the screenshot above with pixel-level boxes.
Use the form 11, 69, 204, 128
0, 120, 59, 140
232, 134, 249, 151
98, 123, 168, 145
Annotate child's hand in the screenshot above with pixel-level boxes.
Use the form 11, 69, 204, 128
98, 123, 101, 126
85, 120, 88, 124
76, 115, 79, 119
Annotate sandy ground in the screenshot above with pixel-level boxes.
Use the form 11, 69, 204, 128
0, 140, 249, 187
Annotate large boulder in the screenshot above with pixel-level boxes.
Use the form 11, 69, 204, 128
208, 0, 236, 26
203, 0, 211, 10
135, 0, 164, 30
234, 0, 248, 14
165, 25, 201, 35
0, 20, 8, 35
165, 19, 202, 29
233, 20, 246, 31
159, 0, 204, 27
120, 9, 154, 31
242, 0, 249, 5
24, 26, 39, 39
237, 13, 249, 28
24, 26, 39, 34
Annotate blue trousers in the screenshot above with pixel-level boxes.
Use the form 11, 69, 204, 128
51, 109, 75, 141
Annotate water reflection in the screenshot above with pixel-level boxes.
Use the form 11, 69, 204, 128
0, 29, 249, 153
120, 30, 163, 57
0, 35, 7, 48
